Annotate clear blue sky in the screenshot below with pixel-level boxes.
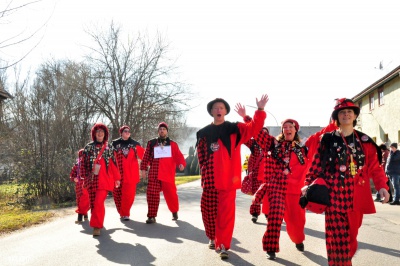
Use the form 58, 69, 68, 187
3, 0, 400, 128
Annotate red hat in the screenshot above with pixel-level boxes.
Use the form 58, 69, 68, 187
158, 122, 168, 131
207, 98, 230, 116
281, 118, 300, 132
331, 98, 360, 121
90, 122, 109, 143
119, 125, 130, 135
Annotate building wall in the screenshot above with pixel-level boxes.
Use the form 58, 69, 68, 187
356, 75, 400, 146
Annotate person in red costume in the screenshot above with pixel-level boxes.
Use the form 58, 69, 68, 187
302, 98, 390, 266
80, 123, 121, 236
140, 122, 186, 224
112, 125, 145, 221
69, 148, 90, 224
243, 135, 264, 223
196, 94, 268, 260
252, 118, 310, 260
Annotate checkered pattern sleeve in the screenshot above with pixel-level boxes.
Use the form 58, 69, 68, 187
305, 146, 323, 186
140, 141, 153, 171
196, 137, 207, 168
69, 163, 78, 182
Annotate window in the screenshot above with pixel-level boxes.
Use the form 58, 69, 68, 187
369, 93, 374, 110
378, 87, 384, 106
372, 136, 377, 143
384, 134, 388, 143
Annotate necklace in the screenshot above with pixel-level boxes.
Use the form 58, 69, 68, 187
339, 130, 359, 176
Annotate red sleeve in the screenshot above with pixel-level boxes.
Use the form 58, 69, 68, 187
136, 145, 145, 160
238, 110, 266, 144
365, 143, 389, 191
173, 142, 186, 167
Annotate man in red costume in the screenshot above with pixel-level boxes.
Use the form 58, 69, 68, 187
196, 94, 268, 260
140, 122, 186, 224
303, 98, 390, 265
69, 148, 90, 224
80, 123, 121, 236
112, 125, 145, 221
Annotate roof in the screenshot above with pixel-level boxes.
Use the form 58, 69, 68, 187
352, 65, 400, 102
0, 86, 13, 100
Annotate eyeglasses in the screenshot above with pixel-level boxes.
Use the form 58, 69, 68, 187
96, 130, 105, 133
123, 130, 130, 133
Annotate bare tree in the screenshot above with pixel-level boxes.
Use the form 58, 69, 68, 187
82, 22, 193, 143
0, 0, 48, 69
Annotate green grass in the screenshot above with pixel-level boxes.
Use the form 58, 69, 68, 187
0, 175, 200, 235
175, 175, 201, 185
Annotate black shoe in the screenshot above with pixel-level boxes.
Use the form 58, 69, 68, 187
251, 215, 258, 223
295, 243, 304, 251
146, 217, 156, 224
84, 215, 89, 221
172, 212, 178, 220
266, 252, 276, 260
75, 214, 83, 224
374, 198, 381, 202
389, 201, 400, 205
208, 239, 215, 250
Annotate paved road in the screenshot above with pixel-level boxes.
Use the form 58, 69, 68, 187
1, 179, 399, 266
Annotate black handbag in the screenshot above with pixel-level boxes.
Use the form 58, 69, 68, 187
299, 178, 330, 214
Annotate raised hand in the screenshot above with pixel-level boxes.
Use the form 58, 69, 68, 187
256, 94, 269, 109
234, 103, 246, 118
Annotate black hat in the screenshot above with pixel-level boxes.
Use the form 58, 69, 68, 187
390, 143, 398, 149
207, 98, 230, 116
331, 98, 360, 121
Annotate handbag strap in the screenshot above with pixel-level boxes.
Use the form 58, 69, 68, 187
93, 142, 107, 168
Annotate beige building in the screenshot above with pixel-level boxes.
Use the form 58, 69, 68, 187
352, 65, 400, 146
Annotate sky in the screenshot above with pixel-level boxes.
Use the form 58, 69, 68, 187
3, 0, 400, 129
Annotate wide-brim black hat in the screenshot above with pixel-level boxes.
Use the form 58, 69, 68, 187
207, 98, 230, 116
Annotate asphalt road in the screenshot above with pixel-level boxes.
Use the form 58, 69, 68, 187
1, 179, 399, 266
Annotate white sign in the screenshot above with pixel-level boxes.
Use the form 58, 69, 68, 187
154, 145, 172, 158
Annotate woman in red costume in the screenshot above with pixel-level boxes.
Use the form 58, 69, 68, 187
196, 94, 268, 260
302, 98, 390, 265
253, 118, 310, 260
69, 148, 90, 224
80, 123, 121, 236
112, 125, 145, 221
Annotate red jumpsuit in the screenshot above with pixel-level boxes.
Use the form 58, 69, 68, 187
81, 142, 121, 229
196, 109, 266, 251
112, 138, 145, 218
69, 158, 90, 217
254, 131, 309, 253
140, 137, 186, 218
305, 130, 389, 266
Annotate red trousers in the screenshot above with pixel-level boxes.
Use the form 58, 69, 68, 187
89, 189, 108, 229
262, 192, 305, 252
75, 182, 90, 215
146, 177, 179, 217
113, 182, 137, 217
201, 188, 236, 250
325, 210, 363, 266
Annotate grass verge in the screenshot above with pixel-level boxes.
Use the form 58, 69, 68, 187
0, 175, 200, 235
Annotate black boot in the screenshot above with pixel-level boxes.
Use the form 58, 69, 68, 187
75, 214, 83, 224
